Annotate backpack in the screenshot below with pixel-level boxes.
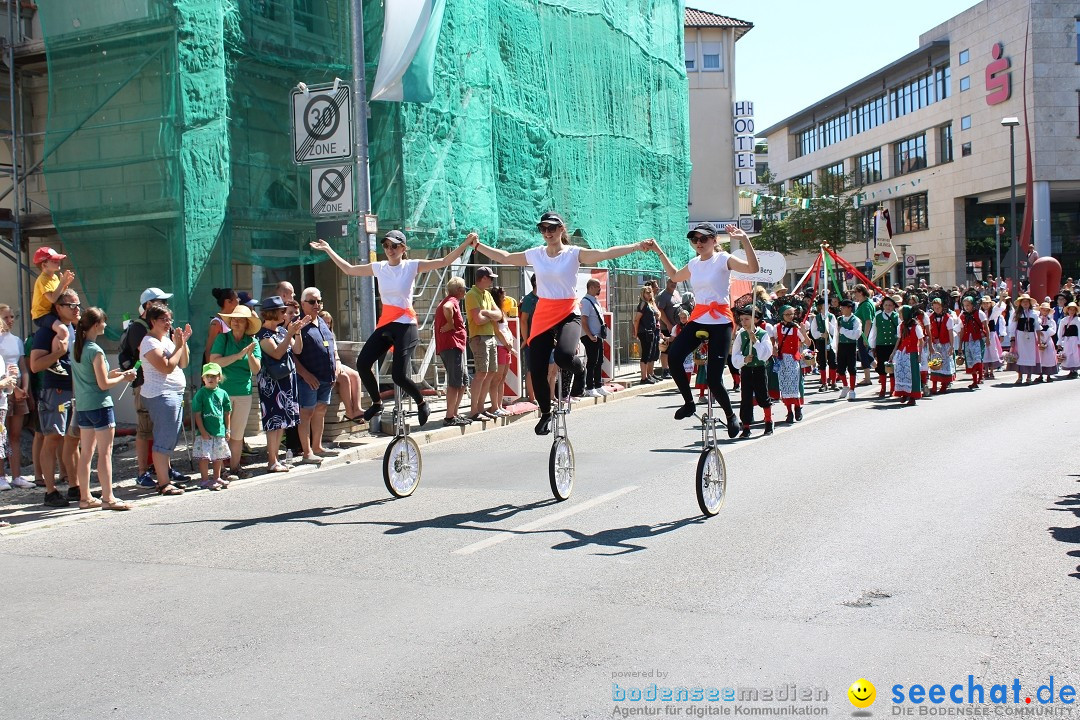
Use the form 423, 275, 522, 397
117, 318, 148, 370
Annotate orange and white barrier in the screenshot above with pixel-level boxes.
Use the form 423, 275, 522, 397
503, 317, 522, 402
602, 312, 613, 381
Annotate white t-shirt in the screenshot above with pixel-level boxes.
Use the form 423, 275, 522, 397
139, 334, 186, 397
688, 251, 733, 324
525, 245, 582, 302
0, 331, 23, 381
372, 259, 420, 324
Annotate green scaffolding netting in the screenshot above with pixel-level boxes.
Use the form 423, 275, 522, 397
38, 0, 691, 354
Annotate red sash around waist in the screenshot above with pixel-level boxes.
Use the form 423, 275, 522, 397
376, 304, 418, 329
528, 298, 579, 345
689, 302, 734, 326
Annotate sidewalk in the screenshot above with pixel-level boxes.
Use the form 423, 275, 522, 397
0, 361, 674, 531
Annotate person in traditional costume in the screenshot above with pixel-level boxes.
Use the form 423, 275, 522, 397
773, 305, 809, 422
891, 305, 923, 406
1057, 302, 1080, 379
926, 297, 957, 394
807, 297, 838, 392
1008, 294, 1041, 385
868, 294, 901, 398
981, 296, 1005, 378
731, 306, 774, 437
957, 295, 989, 389
1035, 301, 1058, 382
835, 299, 862, 400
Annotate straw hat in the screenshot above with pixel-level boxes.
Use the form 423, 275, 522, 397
218, 305, 261, 335
1038, 302, 1052, 312
1014, 293, 1034, 307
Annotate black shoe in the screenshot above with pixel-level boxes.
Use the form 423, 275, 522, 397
739, 428, 751, 439
1034, 376, 1044, 384
726, 414, 741, 439
363, 403, 384, 421
674, 402, 696, 420
456, 415, 474, 425
763, 421, 774, 436
43, 490, 69, 508
535, 414, 553, 435
417, 402, 430, 427
786, 412, 794, 423
794, 406, 803, 421
66, 486, 98, 501
732, 384, 740, 391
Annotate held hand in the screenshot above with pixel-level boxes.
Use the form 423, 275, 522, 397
642, 238, 659, 253
465, 232, 479, 248
309, 240, 330, 252
56, 335, 69, 354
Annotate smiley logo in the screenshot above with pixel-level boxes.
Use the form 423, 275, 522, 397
848, 679, 876, 708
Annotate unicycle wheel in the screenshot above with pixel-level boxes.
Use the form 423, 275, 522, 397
695, 446, 727, 516
383, 436, 422, 497
548, 437, 575, 501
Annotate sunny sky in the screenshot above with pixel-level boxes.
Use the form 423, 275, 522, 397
690, 0, 983, 131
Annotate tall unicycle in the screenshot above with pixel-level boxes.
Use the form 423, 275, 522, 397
548, 367, 575, 501
694, 330, 727, 516
383, 385, 422, 497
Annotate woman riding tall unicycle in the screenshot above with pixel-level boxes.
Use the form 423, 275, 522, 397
650, 222, 759, 437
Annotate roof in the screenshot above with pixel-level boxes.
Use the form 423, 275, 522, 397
760, 39, 950, 137
685, 7, 753, 40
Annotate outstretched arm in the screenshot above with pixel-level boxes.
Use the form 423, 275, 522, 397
309, 240, 375, 277
725, 226, 760, 275
474, 240, 529, 267
579, 240, 651, 266
416, 233, 478, 272
648, 239, 690, 283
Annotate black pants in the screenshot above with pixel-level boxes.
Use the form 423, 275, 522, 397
814, 338, 836, 373
873, 344, 895, 376
739, 365, 770, 425
837, 342, 857, 379
529, 313, 583, 415
356, 322, 424, 406
582, 335, 604, 390
857, 336, 873, 369
667, 321, 735, 417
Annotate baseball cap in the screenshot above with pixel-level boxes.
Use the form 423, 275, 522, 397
476, 266, 499, 280
32, 247, 66, 265
201, 362, 222, 377
237, 291, 258, 308
140, 287, 174, 305
383, 230, 407, 246
686, 222, 719, 239
537, 212, 564, 228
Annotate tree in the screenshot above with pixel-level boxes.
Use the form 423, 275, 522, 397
751, 170, 865, 255
751, 169, 791, 253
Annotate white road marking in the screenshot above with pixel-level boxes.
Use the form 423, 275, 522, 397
452, 485, 639, 555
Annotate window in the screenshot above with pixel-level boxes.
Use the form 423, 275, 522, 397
940, 124, 954, 163
756, 161, 770, 184
959, 76, 970, 92
961, 115, 972, 130
702, 42, 722, 71
796, 127, 817, 158
685, 42, 696, 72
852, 94, 888, 134
821, 162, 846, 192
889, 64, 950, 120
791, 173, 812, 190
858, 203, 881, 241
936, 64, 951, 101
961, 142, 972, 157
959, 49, 969, 65
855, 149, 882, 185
818, 112, 850, 150
894, 134, 927, 175
899, 193, 929, 232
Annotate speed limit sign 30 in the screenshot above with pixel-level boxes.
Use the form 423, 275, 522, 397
291, 83, 353, 164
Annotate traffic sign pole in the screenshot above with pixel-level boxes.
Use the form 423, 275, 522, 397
351, 0, 376, 341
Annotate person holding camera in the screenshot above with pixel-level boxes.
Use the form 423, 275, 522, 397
580, 278, 608, 397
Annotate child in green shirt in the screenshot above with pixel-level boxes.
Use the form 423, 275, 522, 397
191, 363, 232, 490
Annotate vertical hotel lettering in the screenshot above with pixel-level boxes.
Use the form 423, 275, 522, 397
734, 101, 756, 187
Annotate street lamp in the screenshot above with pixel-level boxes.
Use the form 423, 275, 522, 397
1001, 117, 1020, 291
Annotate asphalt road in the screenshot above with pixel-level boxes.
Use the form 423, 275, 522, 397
4, 375, 1079, 719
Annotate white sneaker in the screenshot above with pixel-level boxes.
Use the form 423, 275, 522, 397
9, 476, 34, 489
587, 388, 602, 397
597, 387, 612, 396
0, 477, 10, 491
848, 389, 857, 401
839, 387, 849, 399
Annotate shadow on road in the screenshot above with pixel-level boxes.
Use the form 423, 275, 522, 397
154, 497, 395, 530
1049, 492, 1080, 579
542, 515, 708, 556
366, 499, 559, 535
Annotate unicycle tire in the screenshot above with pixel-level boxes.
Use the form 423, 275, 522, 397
695, 446, 727, 516
383, 435, 422, 498
549, 437, 575, 501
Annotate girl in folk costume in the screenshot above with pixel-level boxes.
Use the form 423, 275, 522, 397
891, 305, 924, 406
957, 295, 989, 389
981, 296, 1005, 378
764, 313, 781, 402
807, 297, 838, 392
310, 231, 476, 428
773, 305, 809, 422
868, 295, 901, 398
731, 306, 774, 437
835, 299, 862, 400
1056, 302, 1080, 378
915, 298, 931, 391
1035, 302, 1058, 382
926, 297, 957, 394
476, 212, 650, 435
654, 223, 761, 438
1007, 294, 1041, 385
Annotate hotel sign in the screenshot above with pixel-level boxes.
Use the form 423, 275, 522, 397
734, 101, 756, 186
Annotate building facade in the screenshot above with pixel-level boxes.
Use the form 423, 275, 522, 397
762, 0, 1080, 288
685, 8, 753, 228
